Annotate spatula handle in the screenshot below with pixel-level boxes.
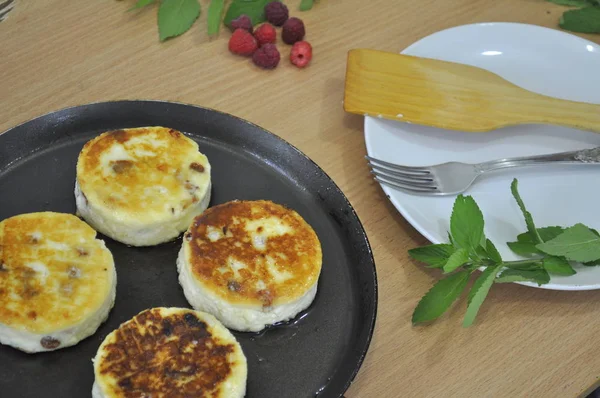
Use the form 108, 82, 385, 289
505, 94, 600, 133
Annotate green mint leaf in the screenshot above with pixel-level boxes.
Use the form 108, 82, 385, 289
538, 226, 566, 241
224, 0, 275, 27
474, 244, 489, 261
450, 195, 484, 254
129, 0, 155, 11
443, 248, 470, 273
463, 264, 503, 327
560, 7, 600, 33
412, 270, 470, 324
299, 0, 314, 11
507, 241, 540, 256
536, 223, 600, 262
448, 232, 456, 247
485, 239, 502, 263
495, 268, 550, 285
517, 226, 564, 243
511, 179, 542, 244
158, 0, 201, 41
207, 0, 225, 36
547, 0, 595, 6
543, 256, 576, 276
408, 244, 455, 268
583, 259, 600, 266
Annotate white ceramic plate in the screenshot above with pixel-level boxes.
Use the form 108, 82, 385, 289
364, 23, 600, 290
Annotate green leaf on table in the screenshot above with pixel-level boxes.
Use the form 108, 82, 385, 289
300, 0, 315, 11
485, 239, 503, 263
560, 7, 600, 33
474, 244, 489, 261
507, 241, 540, 256
443, 248, 470, 273
450, 195, 484, 254
517, 226, 564, 243
129, 0, 155, 11
495, 268, 551, 285
412, 270, 470, 324
448, 232, 456, 247
408, 244, 455, 268
536, 223, 600, 262
511, 179, 542, 244
542, 256, 576, 276
158, 0, 201, 41
224, 0, 275, 27
546, 0, 595, 6
583, 259, 600, 266
207, 0, 225, 36
472, 233, 490, 260
463, 264, 503, 327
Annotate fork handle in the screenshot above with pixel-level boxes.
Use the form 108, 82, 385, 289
477, 147, 600, 173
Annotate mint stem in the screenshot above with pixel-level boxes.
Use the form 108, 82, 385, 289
470, 258, 544, 272
502, 259, 543, 267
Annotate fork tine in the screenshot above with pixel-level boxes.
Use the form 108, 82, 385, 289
369, 163, 434, 182
374, 176, 438, 193
0, 0, 14, 21
365, 156, 430, 174
370, 169, 436, 188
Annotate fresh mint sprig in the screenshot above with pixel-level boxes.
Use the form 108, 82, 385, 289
207, 0, 225, 37
128, 0, 320, 41
157, 0, 201, 41
299, 0, 315, 11
223, 0, 275, 27
410, 178, 600, 327
546, 0, 600, 34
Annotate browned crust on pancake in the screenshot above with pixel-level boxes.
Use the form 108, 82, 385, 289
0, 212, 113, 333
81, 128, 189, 170
96, 308, 237, 397
187, 200, 322, 306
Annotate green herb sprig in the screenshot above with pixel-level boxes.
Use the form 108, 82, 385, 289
547, 0, 600, 33
410, 179, 600, 327
128, 0, 318, 42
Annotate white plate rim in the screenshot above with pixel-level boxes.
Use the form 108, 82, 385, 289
364, 22, 600, 291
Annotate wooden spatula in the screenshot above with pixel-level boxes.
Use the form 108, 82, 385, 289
343, 49, 600, 133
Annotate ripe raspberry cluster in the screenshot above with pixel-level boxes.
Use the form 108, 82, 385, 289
228, 1, 313, 70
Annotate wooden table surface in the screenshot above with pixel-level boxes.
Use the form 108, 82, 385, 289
2, 1, 600, 397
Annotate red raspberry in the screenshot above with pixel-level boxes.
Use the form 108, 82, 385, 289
254, 23, 276, 46
264, 1, 289, 26
282, 17, 305, 45
252, 43, 280, 69
229, 15, 253, 33
290, 41, 312, 68
228, 29, 258, 56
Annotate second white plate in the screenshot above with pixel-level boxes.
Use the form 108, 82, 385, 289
364, 23, 600, 290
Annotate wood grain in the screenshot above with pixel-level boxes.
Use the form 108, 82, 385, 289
2, 1, 600, 397
344, 49, 600, 132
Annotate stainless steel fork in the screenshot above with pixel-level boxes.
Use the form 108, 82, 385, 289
0, 0, 15, 22
367, 147, 600, 196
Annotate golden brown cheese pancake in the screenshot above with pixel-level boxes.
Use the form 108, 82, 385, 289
0, 212, 116, 353
75, 126, 211, 246
92, 307, 247, 398
177, 200, 322, 332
